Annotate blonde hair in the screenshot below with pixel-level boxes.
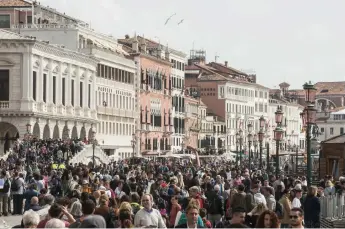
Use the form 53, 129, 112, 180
189, 198, 200, 208
307, 186, 318, 197
119, 201, 132, 213
99, 194, 109, 206
186, 203, 200, 214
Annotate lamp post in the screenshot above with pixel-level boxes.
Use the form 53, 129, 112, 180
236, 129, 244, 166
274, 106, 284, 177
301, 81, 317, 187
131, 134, 136, 159
236, 138, 239, 165
25, 123, 32, 167
258, 115, 265, 169
247, 123, 253, 170
92, 130, 96, 169
253, 134, 258, 163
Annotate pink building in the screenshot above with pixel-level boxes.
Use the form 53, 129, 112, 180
184, 95, 204, 149
119, 35, 173, 156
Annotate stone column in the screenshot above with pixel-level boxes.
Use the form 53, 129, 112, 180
37, 56, 43, 102
21, 52, 31, 111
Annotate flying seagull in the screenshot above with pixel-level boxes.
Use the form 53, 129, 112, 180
177, 19, 184, 25
164, 13, 176, 25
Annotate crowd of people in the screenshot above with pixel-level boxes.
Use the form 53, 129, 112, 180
0, 138, 342, 228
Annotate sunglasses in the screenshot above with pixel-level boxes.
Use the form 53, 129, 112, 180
289, 215, 299, 219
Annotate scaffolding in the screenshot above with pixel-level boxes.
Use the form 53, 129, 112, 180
188, 49, 206, 65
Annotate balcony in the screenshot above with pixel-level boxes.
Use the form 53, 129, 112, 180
97, 106, 136, 118
164, 126, 173, 133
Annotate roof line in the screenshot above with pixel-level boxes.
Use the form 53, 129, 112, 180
322, 133, 345, 143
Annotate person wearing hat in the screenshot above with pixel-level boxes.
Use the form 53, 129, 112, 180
292, 185, 302, 208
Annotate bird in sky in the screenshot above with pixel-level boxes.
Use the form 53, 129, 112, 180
164, 13, 176, 25
177, 19, 184, 25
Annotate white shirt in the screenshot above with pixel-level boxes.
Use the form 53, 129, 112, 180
292, 197, 301, 208
134, 208, 167, 228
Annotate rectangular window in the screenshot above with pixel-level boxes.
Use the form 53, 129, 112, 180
0, 70, 9, 101
32, 71, 37, 101
88, 84, 91, 108
52, 76, 56, 104
62, 78, 65, 105
80, 82, 83, 107
43, 73, 47, 102
330, 127, 334, 135
71, 80, 74, 106
27, 16, 32, 24
341, 127, 344, 135
0, 15, 10, 28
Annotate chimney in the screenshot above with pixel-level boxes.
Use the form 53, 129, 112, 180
140, 35, 147, 53
165, 44, 170, 60
224, 61, 228, 67
132, 33, 138, 52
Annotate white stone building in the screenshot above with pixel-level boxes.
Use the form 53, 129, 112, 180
169, 49, 187, 153
9, 7, 138, 159
268, 83, 305, 155
0, 29, 98, 155
317, 109, 345, 142
221, 81, 270, 153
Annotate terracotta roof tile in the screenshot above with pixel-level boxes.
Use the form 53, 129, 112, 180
314, 81, 345, 95
0, 0, 31, 7
208, 62, 248, 76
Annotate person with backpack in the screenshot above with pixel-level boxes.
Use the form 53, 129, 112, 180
11, 171, 25, 215
0, 170, 10, 216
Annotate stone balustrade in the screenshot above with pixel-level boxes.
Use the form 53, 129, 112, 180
70, 144, 111, 165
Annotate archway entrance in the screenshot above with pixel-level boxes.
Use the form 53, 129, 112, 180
0, 122, 19, 155
80, 126, 86, 140
71, 126, 78, 139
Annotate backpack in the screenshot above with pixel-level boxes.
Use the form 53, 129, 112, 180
275, 201, 284, 219
206, 197, 218, 214
11, 178, 20, 192
0, 179, 10, 193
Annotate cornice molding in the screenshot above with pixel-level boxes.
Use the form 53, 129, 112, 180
33, 42, 99, 67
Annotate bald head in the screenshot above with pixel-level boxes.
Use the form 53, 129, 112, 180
31, 196, 39, 205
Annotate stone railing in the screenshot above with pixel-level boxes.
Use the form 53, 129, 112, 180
0, 101, 9, 109
69, 144, 111, 165
0, 150, 11, 161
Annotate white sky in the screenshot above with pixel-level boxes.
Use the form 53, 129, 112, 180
39, 0, 345, 89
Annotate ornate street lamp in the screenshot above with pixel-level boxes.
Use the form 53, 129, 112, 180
274, 105, 284, 177
302, 81, 318, 186
303, 81, 317, 104
247, 123, 253, 171
258, 129, 265, 169
275, 106, 284, 125
131, 133, 136, 158
236, 129, 244, 166
253, 133, 258, 162
92, 129, 96, 169
258, 115, 265, 169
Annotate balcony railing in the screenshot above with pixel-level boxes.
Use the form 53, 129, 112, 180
0, 101, 9, 109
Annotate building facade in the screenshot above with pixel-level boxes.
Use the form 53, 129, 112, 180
3, 1, 138, 159
185, 54, 269, 154
317, 108, 345, 142
0, 29, 98, 154
268, 83, 305, 155
169, 50, 187, 153
184, 94, 205, 150
119, 36, 173, 157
